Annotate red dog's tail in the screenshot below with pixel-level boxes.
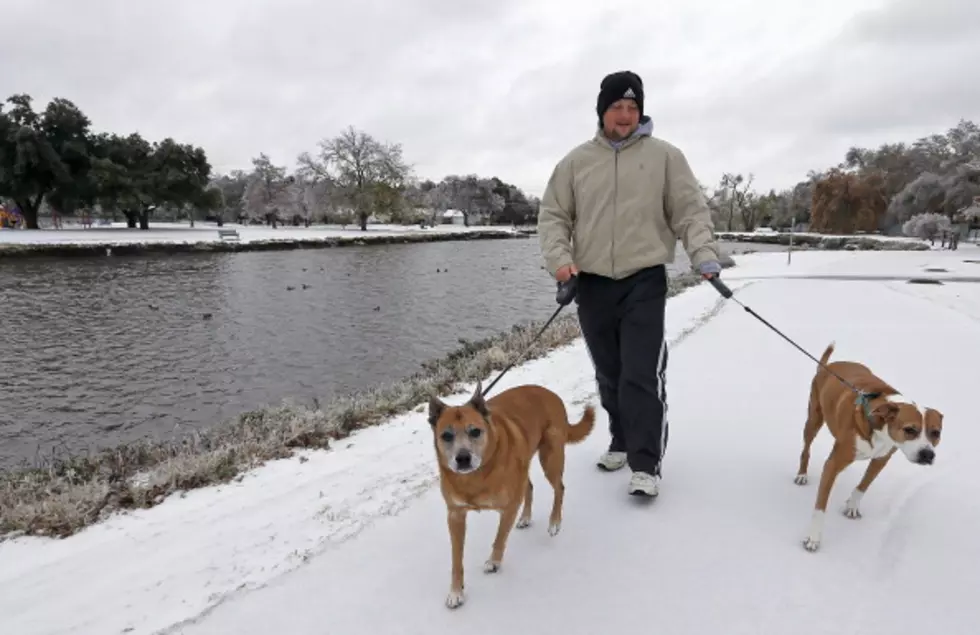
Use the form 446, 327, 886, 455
567, 405, 596, 444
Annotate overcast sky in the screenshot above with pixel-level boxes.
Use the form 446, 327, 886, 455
2, 0, 978, 197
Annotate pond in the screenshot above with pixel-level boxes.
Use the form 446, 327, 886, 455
0, 237, 780, 470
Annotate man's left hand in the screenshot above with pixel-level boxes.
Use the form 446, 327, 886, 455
698, 260, 721, 279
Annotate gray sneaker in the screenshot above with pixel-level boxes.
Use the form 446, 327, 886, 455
596, 451, 627, 471
628, 471, 660, 497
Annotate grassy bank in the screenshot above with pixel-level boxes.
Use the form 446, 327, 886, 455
0, 272, 708, 540
715, 231, 929, 251
0, 228, 525, 259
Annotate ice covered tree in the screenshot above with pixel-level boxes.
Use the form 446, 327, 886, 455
902, 212, 951, 241
209, 170, 250, 223
886, 163, 980, 226
241, 153, 293, 227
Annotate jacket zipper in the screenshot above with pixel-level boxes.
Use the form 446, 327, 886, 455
611, 147, 619, 278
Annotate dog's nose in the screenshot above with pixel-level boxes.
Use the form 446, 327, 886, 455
917, 447, 935, 465
455, 450, 472, 468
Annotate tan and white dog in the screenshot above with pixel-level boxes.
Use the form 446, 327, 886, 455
427, 381, 595, 609
794, 342, 944, 552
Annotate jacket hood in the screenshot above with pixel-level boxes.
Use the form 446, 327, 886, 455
594, 115, 654, 148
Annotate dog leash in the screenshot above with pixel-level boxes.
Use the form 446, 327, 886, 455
481, 276, 579, 397
706, 276, 881, 415
485, 274, 881, 419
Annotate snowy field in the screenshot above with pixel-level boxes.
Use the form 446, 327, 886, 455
0, 221, 517, 247
1, 245, 979, 635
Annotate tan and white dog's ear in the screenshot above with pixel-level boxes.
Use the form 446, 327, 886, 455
871, 402, 900, 426
469, 381, 490, 417
428, 395, 447, 427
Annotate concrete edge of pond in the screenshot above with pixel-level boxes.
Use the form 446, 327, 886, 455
714, 232, 931, 251
0, 229, 530, 260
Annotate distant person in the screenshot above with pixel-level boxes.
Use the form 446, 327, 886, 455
537, 70, 722, 498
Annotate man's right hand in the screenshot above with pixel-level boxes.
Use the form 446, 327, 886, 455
556, 264, 579, 282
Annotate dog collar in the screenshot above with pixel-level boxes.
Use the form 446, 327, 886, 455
855, 391, 882, 437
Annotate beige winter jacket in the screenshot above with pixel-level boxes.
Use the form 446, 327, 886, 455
538, 118, 720, 280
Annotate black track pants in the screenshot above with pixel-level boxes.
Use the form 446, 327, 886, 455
576, 265, 669, 475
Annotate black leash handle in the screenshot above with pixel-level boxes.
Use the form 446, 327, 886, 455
707, 275, 733, 298
555, 275, 578, 306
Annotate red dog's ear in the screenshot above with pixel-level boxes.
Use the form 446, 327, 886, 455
469, 381, 489, 418
428, 395, 447, 427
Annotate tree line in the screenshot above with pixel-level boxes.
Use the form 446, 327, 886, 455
0, 94, 218, 230
3, 92, 977, 236
214, 127, 539, 231
0, 94, 539, 231
704, 119, 980, 237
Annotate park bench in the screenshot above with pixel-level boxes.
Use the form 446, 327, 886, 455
217, 228, 240, 242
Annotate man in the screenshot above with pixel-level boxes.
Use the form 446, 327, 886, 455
537, 70, 722, 498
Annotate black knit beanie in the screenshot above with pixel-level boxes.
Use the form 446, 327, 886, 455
596, 71, 644, 125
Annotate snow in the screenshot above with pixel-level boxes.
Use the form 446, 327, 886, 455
721, 248, 980, 281
2, 245, 979, 635
0, 221, 518, 247
720, 229, 931, 244
709, 251, 980, 289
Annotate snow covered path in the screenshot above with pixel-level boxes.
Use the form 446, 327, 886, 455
2, 248, 978, 635
176, 261, 978, 635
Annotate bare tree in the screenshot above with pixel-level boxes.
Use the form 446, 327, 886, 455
719, 172, 753, 231
283, 176, 314, 226
294, 158, 350, 223
299, 126, 411, 230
